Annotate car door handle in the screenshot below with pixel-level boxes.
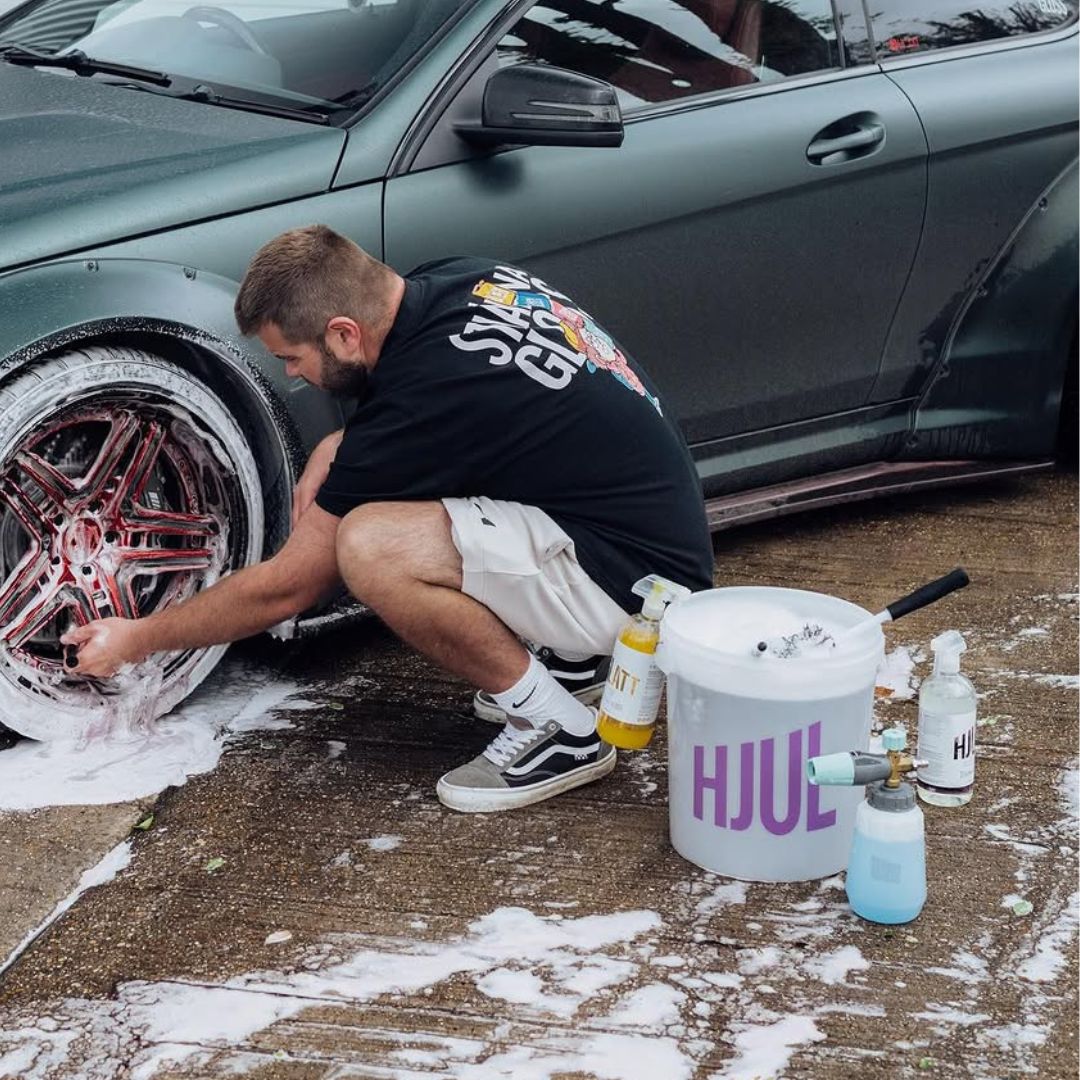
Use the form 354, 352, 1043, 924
806, 123, 885, 166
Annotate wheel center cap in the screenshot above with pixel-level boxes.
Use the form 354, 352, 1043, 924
63, 516, 103, 564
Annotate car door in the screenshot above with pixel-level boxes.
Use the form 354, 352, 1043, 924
381, 0, 928, 468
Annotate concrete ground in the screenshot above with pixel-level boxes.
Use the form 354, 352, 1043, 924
0, 468, 1076, 1079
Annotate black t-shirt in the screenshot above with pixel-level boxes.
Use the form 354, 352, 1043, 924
316, 257, 713, 611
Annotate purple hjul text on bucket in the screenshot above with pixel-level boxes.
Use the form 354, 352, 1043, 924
692, 720, 836, 835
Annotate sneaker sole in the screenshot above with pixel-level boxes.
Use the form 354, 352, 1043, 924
436, 749, 617, 813
472, 682, 605, 724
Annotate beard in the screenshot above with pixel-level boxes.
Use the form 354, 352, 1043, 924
318, 337, 371, 400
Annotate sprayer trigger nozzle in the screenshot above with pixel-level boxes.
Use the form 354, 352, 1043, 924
631, 575, 691, 618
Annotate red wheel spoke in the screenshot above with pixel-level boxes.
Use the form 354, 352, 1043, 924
0, 551, 51, 630
0, 568, 68, 647
0, 475, 58, 541
12, 450, 76, 508
81, 412, 145, 504
112, 421, 166, 509
124, 508, 219, 541
117, 548, 216, 574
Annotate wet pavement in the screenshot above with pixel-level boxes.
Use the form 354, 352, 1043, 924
0, 468, 1076, 1079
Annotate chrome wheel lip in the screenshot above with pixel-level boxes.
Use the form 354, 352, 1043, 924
0, 391, 237, 721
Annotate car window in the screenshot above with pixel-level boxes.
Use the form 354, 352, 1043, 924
0, 0, 474, 111
871, 0, 1077, 57
496, 0, 841, 111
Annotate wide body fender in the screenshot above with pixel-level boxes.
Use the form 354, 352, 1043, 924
0, 256, 345, 550
910, 159, 1078, 459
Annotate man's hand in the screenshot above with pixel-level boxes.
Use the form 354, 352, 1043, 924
61, 618, 148, 678
293, 429, 344, 529
58, 506, 341, 678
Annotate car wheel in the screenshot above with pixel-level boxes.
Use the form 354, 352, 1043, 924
0, 346, 264, 741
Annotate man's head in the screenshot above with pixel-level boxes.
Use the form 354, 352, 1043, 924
235, 225, 402, 397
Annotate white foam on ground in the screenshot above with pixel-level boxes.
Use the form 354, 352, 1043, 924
694, 879, 749, 916
913, 1005, 991, 1033
713, 1015, 825, 1079
0, 660, 317, 810
0, 906, 674, 1080
1061, 763, 1079, 826
364, 835, 403, 852
874, 646, 920, 700
990, 670, 1080, 690
452, 1033, 693, 1080
0, 841, 132, 977
600, 983, 685, 1030
804, 945, 869, 986
1016, 892, 1080, 983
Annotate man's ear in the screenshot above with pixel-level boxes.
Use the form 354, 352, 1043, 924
325, 316, 363, 355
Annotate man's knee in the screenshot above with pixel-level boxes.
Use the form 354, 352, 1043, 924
336, 502, 461, 596
336, 503, 396, 584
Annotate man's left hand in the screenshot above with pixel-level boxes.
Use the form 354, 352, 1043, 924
60, 618, 148, 678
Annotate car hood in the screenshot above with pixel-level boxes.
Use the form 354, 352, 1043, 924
0, 64, 346, 273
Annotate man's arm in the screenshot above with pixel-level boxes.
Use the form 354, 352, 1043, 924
63, 505, 342, 677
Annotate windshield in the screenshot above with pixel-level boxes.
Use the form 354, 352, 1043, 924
0, 0, 474, 114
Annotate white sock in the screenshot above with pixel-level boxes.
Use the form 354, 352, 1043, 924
491, 654, 596, 736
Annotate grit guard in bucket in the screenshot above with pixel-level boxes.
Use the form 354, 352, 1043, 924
655, 587, 885, 882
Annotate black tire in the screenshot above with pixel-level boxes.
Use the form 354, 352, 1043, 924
0, 346, 264, 741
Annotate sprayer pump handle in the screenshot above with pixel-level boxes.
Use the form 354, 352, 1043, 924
885, 568, 969, 622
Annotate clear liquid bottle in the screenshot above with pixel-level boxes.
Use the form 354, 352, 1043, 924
916, 630, 976, 807
596, 576, 689, 750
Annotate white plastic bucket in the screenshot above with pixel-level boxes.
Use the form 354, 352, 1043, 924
656, 586, 884, 882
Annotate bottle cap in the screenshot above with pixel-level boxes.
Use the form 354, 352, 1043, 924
930, 629, 966, 675
867, 778, 916, 812
882, 727, 906, 752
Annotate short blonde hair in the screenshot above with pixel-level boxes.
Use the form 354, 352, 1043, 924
235, 225, 397, 343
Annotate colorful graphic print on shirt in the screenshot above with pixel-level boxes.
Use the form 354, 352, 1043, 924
447, 265, 662, 415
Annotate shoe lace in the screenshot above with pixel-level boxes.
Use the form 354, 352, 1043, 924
483, 723, 544, 768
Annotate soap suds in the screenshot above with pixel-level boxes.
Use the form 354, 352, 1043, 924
0, 660, 316, 811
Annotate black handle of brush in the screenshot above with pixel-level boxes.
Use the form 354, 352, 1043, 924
885, 568, 970, 622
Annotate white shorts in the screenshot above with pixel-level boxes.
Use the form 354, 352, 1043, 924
442, 496, 629, 658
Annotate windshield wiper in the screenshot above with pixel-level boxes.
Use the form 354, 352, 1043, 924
0, 44, 171, 86
120, 80, 331, 125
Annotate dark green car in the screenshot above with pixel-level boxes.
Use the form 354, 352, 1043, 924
0, 0, 1076, 738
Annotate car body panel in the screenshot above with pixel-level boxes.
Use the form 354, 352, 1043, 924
0, 1, 1073, 501
0, 257, 333, 480
870, 32, 1079, 416
53, 182, 387, 455
0, 63, 346, 273
385, 68, 929, 446
910, 159, 1078, 458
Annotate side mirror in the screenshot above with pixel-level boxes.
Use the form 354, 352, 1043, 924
455, 63, 623, 149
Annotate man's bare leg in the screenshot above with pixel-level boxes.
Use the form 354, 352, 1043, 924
336, 501, 615, 811
335, 501, 529, 693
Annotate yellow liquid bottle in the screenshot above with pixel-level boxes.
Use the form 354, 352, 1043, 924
596, 616, 662, 750
596, 575, 689, 751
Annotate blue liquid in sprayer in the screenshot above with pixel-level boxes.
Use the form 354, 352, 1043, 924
846, 834, 927, 924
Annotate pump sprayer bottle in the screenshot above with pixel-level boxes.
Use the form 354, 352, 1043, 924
808, 727, 927, 924
915, 630, 976, 807
596, 575, 690, 751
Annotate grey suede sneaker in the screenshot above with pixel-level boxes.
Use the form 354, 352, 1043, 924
437, 712, 616, 813
472, 647, 610, 724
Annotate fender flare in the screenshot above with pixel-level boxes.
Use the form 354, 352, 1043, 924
0, 256, 344, 551
912, 159, 1078, 457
